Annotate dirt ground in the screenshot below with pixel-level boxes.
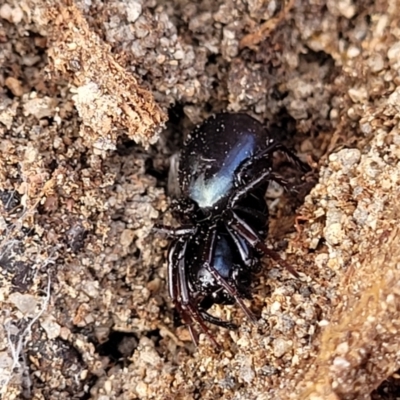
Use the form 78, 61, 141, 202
1, 0, 400, 399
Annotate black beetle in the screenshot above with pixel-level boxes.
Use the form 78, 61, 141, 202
157, 113, 309, 346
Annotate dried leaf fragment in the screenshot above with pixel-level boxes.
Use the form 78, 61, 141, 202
45, 1, 166, 149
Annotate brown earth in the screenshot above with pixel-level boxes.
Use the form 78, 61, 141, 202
1, 0, 400, 399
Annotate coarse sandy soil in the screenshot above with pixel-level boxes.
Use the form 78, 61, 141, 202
1, 0, 400, 399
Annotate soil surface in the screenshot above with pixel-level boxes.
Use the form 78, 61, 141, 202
1, 0, 400, 399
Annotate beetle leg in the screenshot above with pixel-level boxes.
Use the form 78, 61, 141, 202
167, 239, 196, 340
183, 303, 221, 348
167, 239, 184, 301
154, 224, 196, 237
228, 168, 275, 207
233, 140, 282, 185
229, 167, 305, 208
167, 239, 199, 345
253, 139, 310, 173
233, 206, 268, 223
199, 308, 238, 330
227, 210, 299, 278
235, 139, 309, 186
170, 238, 221, 347
225, 225, 254, 268
181, 297, 221, 348
202, 229, 257, 324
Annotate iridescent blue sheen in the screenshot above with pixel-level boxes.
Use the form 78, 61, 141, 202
179, 113, 267, 212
